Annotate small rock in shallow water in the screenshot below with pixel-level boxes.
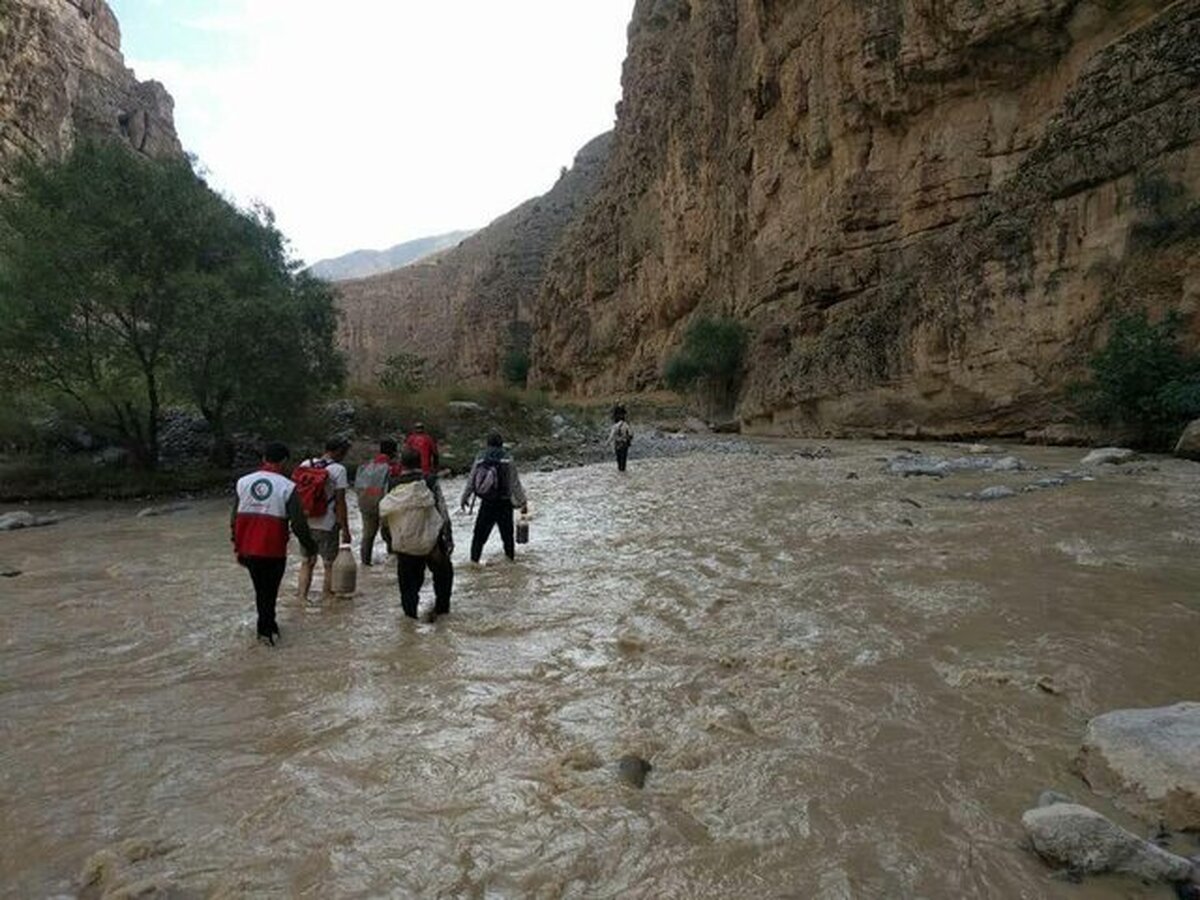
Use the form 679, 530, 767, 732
136, 503, 192, 518
1022, 803, 1193, 882
615, 754, 653, 789
1081, 447, 1141, 466
976, 486, 1016, 501
0, 511, 61, 531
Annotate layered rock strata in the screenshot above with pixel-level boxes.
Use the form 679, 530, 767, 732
0, 0, 181, 188
533, 0, 1200, 437
336, 133, 612, 384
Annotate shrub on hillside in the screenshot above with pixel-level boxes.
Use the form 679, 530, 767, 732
378, 352, 427, 393
663, 316, 748, 415
1074, 310, 1200, 449
502, 349, 531, 387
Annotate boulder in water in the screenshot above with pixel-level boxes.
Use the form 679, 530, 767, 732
1022, 803, 1193, 882
1081, 447, 1141, 466
1175, 420, 1200, 461
0, 511, 61, 531
615, 754, 653, 789
888, 456, 951, 477
1077, 702, 1200, 831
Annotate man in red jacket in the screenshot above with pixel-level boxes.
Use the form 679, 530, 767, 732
231, 442, 318, 645
404, 422, 440, 476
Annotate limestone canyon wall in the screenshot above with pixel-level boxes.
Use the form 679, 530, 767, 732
337, 133, 612, 385
533, 0, 1200, 437
0, 0, 181, 188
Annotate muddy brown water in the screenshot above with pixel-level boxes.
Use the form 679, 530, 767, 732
1, 441, 1198, 898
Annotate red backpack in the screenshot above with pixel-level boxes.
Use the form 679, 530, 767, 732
293, 459, 331, 518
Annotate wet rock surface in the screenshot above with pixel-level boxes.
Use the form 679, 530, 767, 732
0, 511, 62, 531
1078, 703, 1200, 832
1023, 803, 1194, 882
135, 503, 193, 519
1177, 421, 1200, 462
1081, 448, 1142, 467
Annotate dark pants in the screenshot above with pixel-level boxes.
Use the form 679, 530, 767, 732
244, 556, 286, 637
616, 444, 630, 472
360, 501, 381, 565
471, 500, 515, 562
396, 542, 453, 619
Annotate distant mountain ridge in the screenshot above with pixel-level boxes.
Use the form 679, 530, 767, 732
309, 230, 476, 281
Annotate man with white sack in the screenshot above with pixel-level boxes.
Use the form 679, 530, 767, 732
380, 445, 454, 622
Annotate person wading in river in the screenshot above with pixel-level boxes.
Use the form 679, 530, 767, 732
380, 445, 454, 621
354, 438, 401, 565
231, 442, 318, 645
609, 404, 633, 472
294, 437, 352, 602
460, 432, 528, 564
404, 421, 440, 476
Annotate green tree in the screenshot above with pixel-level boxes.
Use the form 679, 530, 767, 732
1075, 310, 1200, 449
170, 207, 345, 464
0, 141, 344, 468
663, 315, 748, 416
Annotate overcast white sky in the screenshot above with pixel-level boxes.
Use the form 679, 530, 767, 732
109, 1, 632, 264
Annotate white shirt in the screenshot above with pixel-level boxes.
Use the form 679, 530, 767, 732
300, 458, 349, 532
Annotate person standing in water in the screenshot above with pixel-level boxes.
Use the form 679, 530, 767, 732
609, 404, 633, 472
294, 437, 352, 602
231, 442, 318, 645
460, 432, 528, 563
354, 438, 400, 565
405, 421, 440, 475
380, 445, 454, 621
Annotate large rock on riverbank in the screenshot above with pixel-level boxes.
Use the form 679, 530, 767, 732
1077, 703, 1200, 831
1022, 803, 1194, 882
1177, 420, 1200, 461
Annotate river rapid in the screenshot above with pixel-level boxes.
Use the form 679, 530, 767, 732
2, 440, 1198, 898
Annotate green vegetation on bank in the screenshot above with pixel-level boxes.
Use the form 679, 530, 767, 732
663, 316, 748, 417
0, 141, 344, 470
1074, 309, 1200, 449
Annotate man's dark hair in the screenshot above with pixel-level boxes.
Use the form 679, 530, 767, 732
326, 436, 351, 452
380, 439, 398, 456
400, 445, 422, 469
263, 441, 290, 463
486, 432, 503, 448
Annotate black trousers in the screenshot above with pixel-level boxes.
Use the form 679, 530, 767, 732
244, 556, 286, 636
471, 500, 514, 562
616, 444, 629, 472
396, 542, 453, 619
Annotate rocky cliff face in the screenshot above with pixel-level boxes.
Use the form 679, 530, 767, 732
0, 0, 181, 187
534, 0, 1200, 437
337, 133, 612, 384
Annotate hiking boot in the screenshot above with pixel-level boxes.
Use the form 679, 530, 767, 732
256, 633, 275, 647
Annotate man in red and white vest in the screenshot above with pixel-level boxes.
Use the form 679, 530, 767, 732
231, 442, 318, 645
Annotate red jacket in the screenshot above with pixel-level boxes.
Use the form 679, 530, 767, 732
233, 464, 295, 558
405, 432, 438, 475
